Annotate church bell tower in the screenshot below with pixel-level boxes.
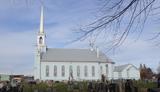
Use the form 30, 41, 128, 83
34, 6, 46, 80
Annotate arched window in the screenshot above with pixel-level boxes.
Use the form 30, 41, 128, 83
100, 66, 103, 74
39, 37, 43, 44
62, 65, 65, 77
69, 65, 73, 78
46, 65, 49, 77
84, 66, 88, 77
77, 66, 80, 77
92, 66, 95, 77
69, 65, 73, 74
54, 65, 57, 77
106, 64, 108, 74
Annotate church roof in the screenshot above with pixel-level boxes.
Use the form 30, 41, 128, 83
114, 64, 138, 72
41, 48, 112, 63
114, 64, 130, 72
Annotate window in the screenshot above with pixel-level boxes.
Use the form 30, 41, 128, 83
106, 64, 108, 74
54, 65, 57, 77
39, 37, 43, 44
46, 65, 49, 77
127, 69, 129, 78
77, 66, 80, 77
69, 65, 73, 76
118, 72, 122, 78
84, 66, 88, 77
92, 66, 95, 77
62, 65, 65, 77
100, 66, 103, 73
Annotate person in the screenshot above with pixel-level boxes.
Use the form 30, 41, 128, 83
101, 75, 105, 83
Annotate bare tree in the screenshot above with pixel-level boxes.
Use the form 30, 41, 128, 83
77, 0, 160, 50
13, 0, 160, 49
157, 62, 160, 74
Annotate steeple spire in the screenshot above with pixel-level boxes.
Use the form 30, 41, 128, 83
40, 6, 44, 33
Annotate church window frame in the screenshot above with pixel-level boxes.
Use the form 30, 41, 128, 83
69, 65, 73, 78
69, 65, 73, 74
62, 65, 65, 77
92, 66, 95, 77
46, 65, 49, 77
106, 64, 108, 74
84, 65, 88, 77
100, 66, 103, 74
77, 66, 80, 77
54, 65, 57, 77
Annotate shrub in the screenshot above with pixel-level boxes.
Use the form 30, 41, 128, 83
135, 80, 157, 88
54, 83, 68, 92
23, 83, 36, 92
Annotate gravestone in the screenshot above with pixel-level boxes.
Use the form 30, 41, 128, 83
158, 77, 160, 88
148, 88, 160, 92
109, 83, 116, 92
105, 83, 109, 92
125, 80, 132, 92
88, 82, 93, 92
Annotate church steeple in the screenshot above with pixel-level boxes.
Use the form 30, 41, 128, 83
37, 6, 46, 53
40, 6, 44, 34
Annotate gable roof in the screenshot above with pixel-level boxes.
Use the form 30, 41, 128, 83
114, 64, 139, 72
114, 64, 130, 72
41, 48, 113, 63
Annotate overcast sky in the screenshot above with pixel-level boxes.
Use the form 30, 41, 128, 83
0, 0, 160, 75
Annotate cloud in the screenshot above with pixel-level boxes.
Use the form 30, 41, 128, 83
0, 0, 159, 75
64, 31, 160, 72
0, 28, 36, 75
110, 37, 160, 71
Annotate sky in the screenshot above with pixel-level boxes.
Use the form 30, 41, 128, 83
0, 0, 160, 75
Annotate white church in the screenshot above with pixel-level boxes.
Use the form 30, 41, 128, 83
34, 7, 140, 81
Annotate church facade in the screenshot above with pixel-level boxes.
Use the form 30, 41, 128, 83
35, 48, 115, 81
34, 7, 115, 81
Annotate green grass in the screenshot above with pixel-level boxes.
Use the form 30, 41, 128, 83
22, 80, 158, 92
53, 82, 68, 92
134, 80, 157, 88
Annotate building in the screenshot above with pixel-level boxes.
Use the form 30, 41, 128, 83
140, 64, 154, 80
113, 64, 140, 80
0, 74, 10, 81
10, 75, 24, 82
34, 7, 140, 81
34, 7, 115, 81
